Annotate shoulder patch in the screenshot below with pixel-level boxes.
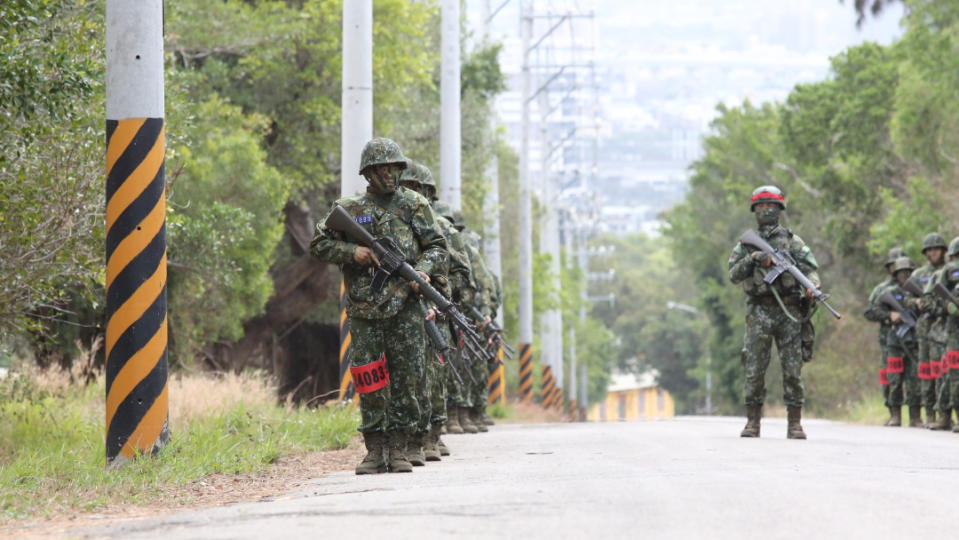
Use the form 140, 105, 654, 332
355, 215, 373, 224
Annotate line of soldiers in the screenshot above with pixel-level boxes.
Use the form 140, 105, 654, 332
311, 138, 503, 474
865, 233, 959, 430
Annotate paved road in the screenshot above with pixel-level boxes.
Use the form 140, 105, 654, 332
85, 417, 959, 539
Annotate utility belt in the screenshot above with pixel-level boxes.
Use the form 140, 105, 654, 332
749, 294, 802, 307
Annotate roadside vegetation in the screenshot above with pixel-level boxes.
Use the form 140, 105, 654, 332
0, 363, 358, 522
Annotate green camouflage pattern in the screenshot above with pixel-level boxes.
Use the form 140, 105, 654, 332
349, 299, 426, 434
931, 260, 959, 409
311, 187, 448, 319
922, 232, 947, 253
359, 137, 408, 174
463, 230, 497, 318
914, 257, 945, 407
875, 282, 920, 407
949, 237, 959, 257
729, 225, 821, 408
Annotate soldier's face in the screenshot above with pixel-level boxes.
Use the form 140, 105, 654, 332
926, 247, 945, 265
895, 270, 911, 285
754, 202, 781, 226
367, 164, 401, 193
399, 180, 423, 195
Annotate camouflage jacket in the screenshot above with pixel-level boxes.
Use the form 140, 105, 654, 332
436, 214, 475, 303
311, 187, 448, 319
926, 261, 959, 343
914, 261, 945, 341
463, 230, 498, 317
728, 225, 820, 300
867, 281, 918, 345
864, 276, 895, 346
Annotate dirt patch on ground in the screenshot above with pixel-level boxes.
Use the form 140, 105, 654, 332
499, 400, 569, 424
4, 441, 364, 539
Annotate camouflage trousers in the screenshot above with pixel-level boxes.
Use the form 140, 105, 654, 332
468, 349, 490, 411
422, 321, 451, 427
742, 302, 804, 407
879, 339, 890, 407
349, 299, 426, 434
944, 335, 959, 410
886, 331, 919, 408
445, 345, 471, 409
921, 339, 945, 408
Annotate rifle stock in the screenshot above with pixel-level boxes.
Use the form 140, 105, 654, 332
879, 290, 918, 337
933, 282, 959, 311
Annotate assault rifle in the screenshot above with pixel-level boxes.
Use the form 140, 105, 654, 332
466, 305, 515, 360
325, 205, 488, 356
933, 282, 959, 312
740, 229, 841, 319
416, 299, 468, 385
901, 277, 925, 298
879, 290, 918, 339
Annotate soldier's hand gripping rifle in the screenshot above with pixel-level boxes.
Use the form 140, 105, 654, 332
879, 290, 918, 339
933, 283, 959, 312
739, 229, 841, 319
466, 305, 515, 360
417, 299, 466, 386
325, 205, 489, 355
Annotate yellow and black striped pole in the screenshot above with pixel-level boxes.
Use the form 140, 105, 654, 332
338, 281, 355, 401
540, 364, 555, 408
518, 343, 533, 402
487, 347, 505, 405
104, 0, 168, 465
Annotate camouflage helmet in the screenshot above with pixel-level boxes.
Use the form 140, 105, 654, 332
891, 256, 914, 274
451, 210, 466, 230
949, 237, 959, 258
433, 200, 455, 222
750, 185, 786, 211
399, 161, 436, 190
359, 137, 408, 174
884, 246, 906, 268
921, 232, 947, 253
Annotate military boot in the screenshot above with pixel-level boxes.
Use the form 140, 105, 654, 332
481, 411, 495, 426
446, 407, 465, 434
470, 408, 489, 433
386, 431, 413, 473
931, 409, 953, 430
883, 407, 896, 427
925, 407, 937, 429
908, 405, 923, 428
355, 431, 387, 475
437, 436, 451, 456
458, 407, 479, 434
888, 406, 902, 427
740, 404, 761, 438
406, 432, 426, 466
423, 424, 442, 462
786, 406, 807, 440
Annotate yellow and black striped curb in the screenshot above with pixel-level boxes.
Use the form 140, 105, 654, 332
105, 117, 169, 461
540, 364, 556, 408
518, 343, 533, 402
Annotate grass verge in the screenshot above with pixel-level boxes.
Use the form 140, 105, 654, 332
0, 366, 358, 523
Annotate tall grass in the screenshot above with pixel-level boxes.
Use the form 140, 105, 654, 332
0, 365, 358, 521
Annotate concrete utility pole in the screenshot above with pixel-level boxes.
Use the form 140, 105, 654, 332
517, 4, 534, 402
341, 0, 373, 198
440, 0, 462, 211
538, 89, 563, 409
104, 0, 169, 465
339, 0, 373, 400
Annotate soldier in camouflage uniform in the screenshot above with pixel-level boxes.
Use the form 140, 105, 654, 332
311, 138, 447, 474
458, 217, 501, 429
433, 202, 484, 435
913, 233, 947, 427
869, 257, 921, 426
925, 237, 959, 431
863, 247, 906, 425
728, 186, 822, 440
398, 161, 475, 457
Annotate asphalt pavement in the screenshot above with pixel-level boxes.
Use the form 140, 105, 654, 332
83, 416, 959, 540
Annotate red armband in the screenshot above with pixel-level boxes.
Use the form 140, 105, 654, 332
886, 357, 904, 374
931, 360, 942, 379
350, 353, 390, 394
918, 362, 931, 380
879, 368, 890, 386
947, 351, 959, 370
